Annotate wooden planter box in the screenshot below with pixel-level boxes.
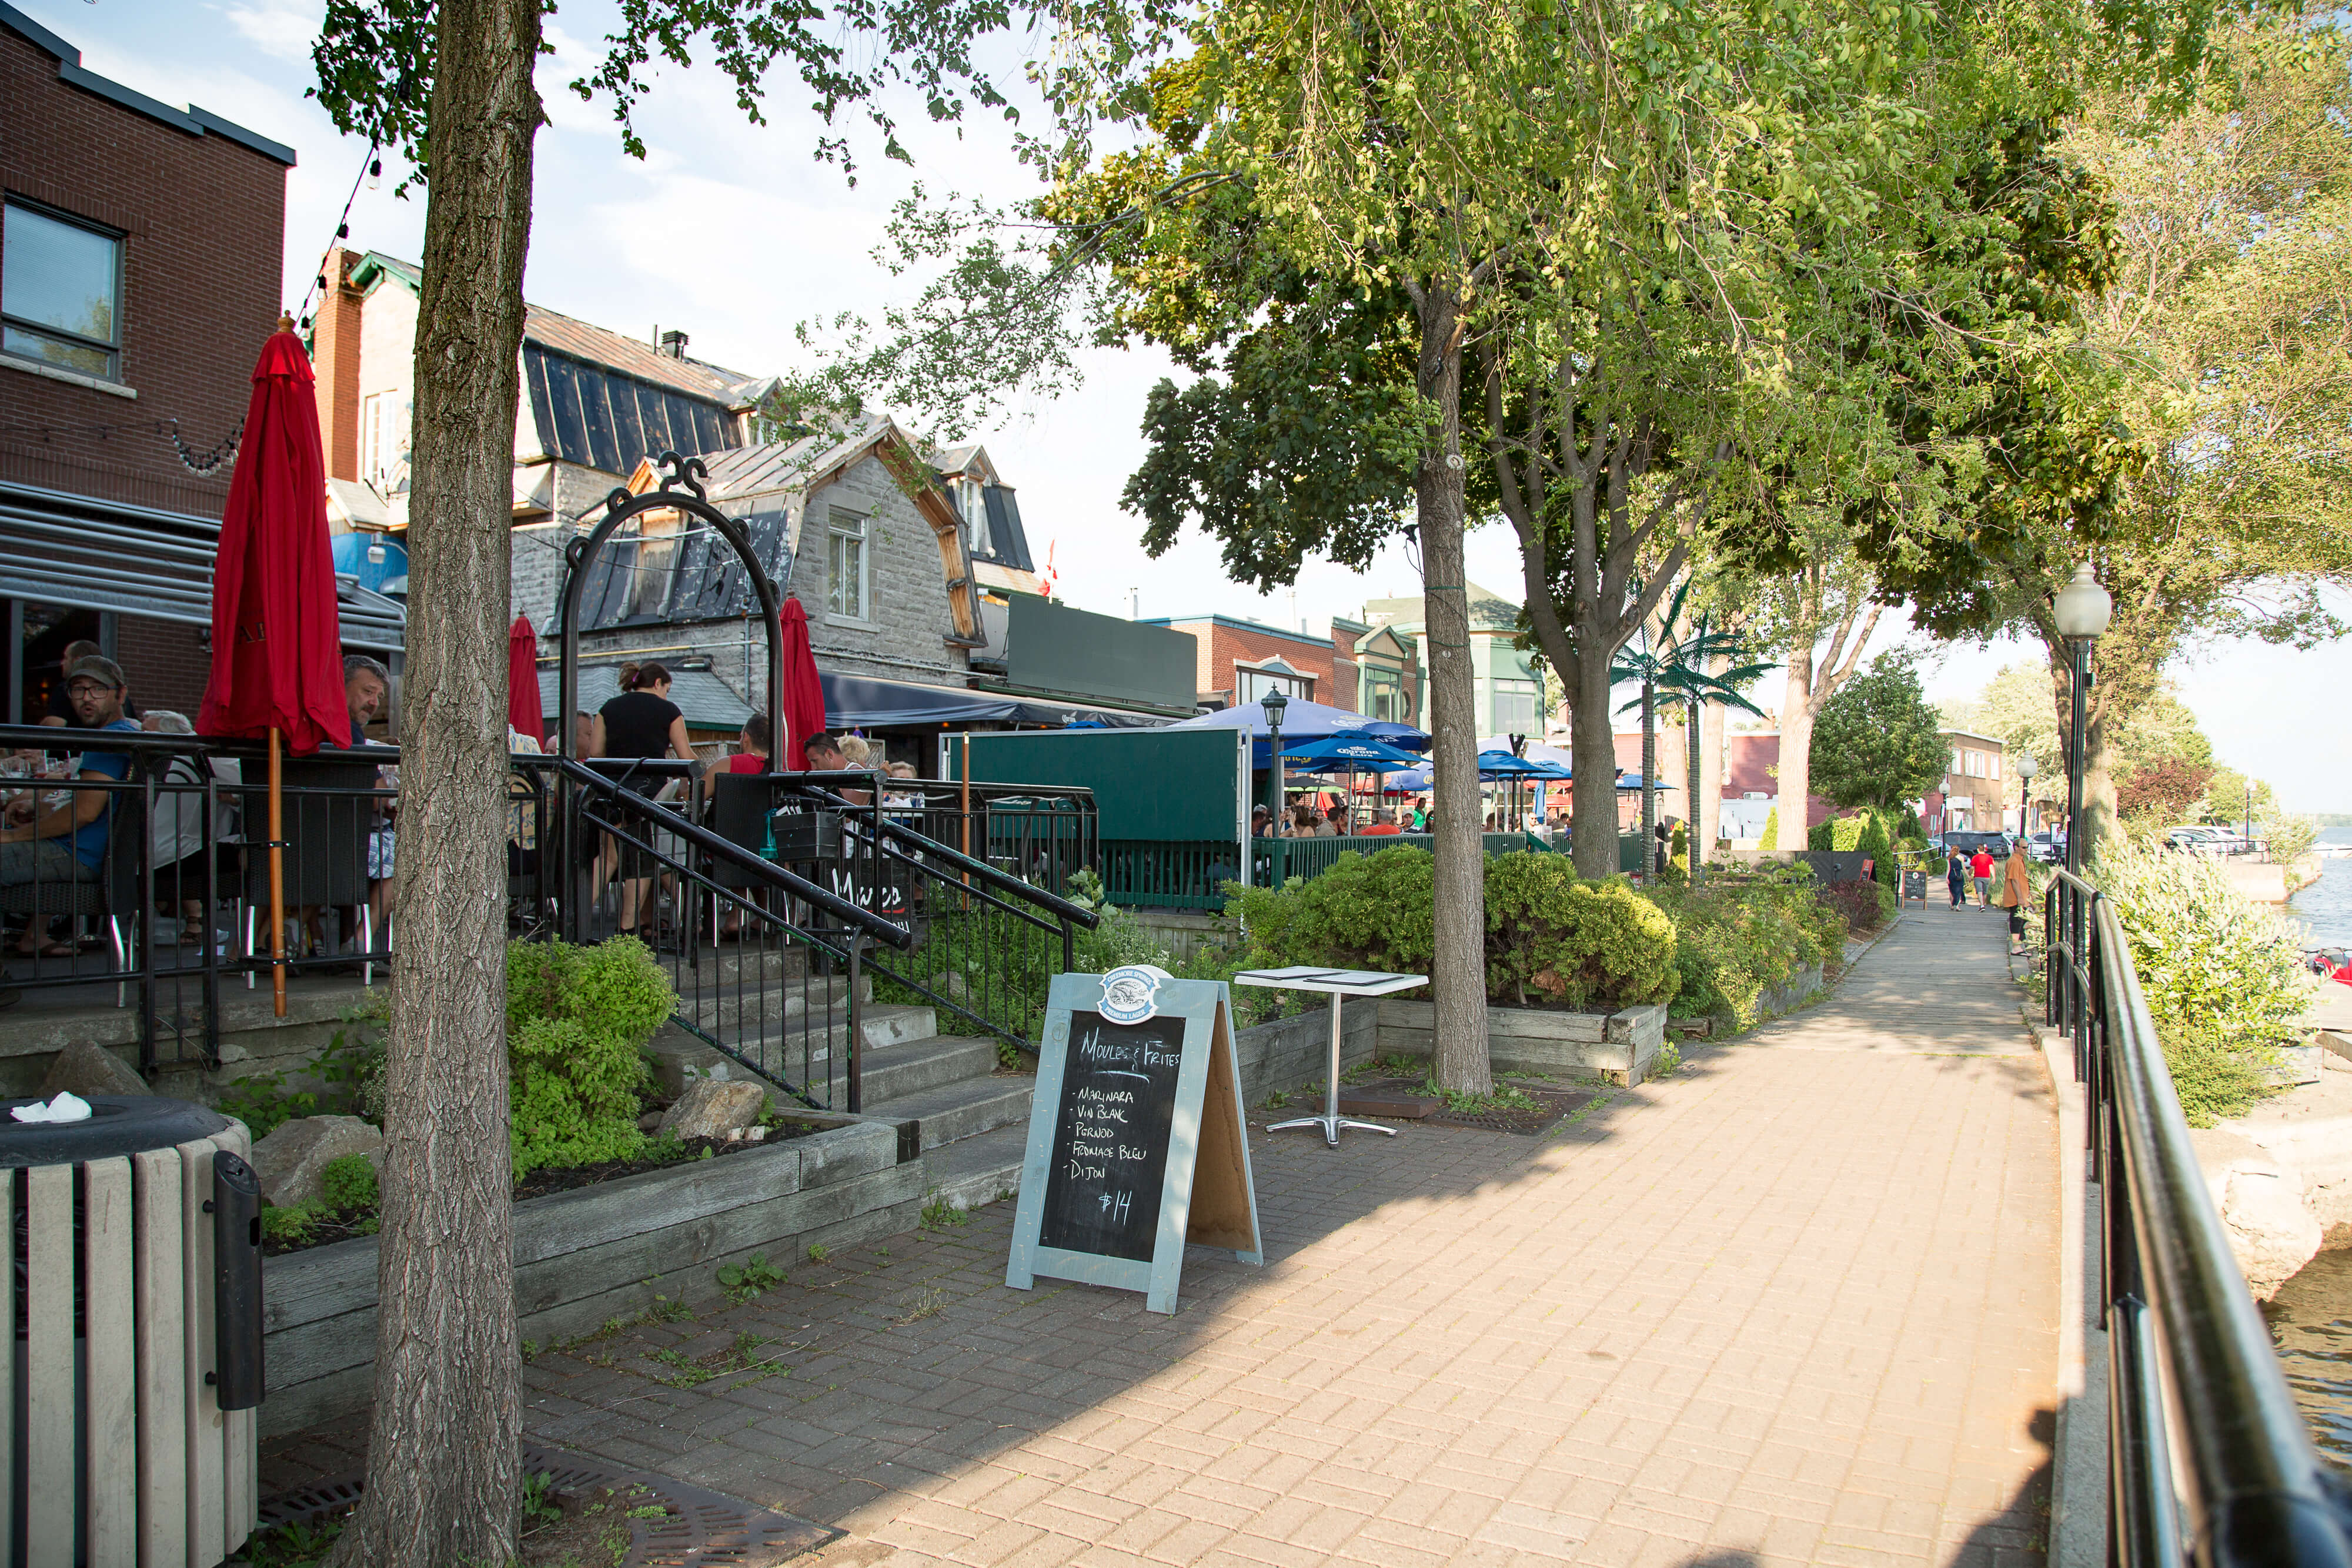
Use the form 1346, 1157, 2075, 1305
1377, 999, 1669, 1086
259, 1119, 923, 1438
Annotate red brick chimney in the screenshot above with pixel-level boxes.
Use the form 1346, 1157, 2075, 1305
311, 248, 364, 481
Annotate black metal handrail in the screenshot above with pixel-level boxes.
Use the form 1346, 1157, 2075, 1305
787, 774, 1104, 931
2044, 865, 2352, 1565
535, 756, 911, 951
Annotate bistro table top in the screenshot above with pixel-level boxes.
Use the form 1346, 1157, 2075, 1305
1232, 966, 1428, 997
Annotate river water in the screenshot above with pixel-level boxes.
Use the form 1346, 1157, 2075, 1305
2271, 831, 2352, 1461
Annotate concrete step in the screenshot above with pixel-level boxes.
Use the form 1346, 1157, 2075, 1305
867, 1074, 1033, 1155
923, 1121, 1027, 1215
858, 1032, 998, 1105
647, 1004, 948, 1101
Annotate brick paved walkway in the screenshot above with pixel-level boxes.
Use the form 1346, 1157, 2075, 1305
267, 902, 2057, 1567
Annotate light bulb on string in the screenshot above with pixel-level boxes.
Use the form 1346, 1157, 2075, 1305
366, 159, 382, 189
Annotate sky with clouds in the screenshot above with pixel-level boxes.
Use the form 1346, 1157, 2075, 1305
26, 0, 2352, 809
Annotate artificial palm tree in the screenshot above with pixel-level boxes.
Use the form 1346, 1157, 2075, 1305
1609, 580, 1775, 885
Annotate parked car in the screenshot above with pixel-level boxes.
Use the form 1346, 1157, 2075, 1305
2165, 825, 2232, 856
1939, 830, 2014, 862
2027, 831, 2062, 864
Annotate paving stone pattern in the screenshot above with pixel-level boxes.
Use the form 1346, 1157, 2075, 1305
262, 903, 2056, 1566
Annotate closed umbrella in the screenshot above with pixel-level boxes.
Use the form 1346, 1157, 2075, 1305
196, 320, 347, 1017
776, 597, 826, 767
507, 615, 543, 745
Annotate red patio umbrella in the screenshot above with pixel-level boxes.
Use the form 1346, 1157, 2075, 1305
197, 319, 347, 1016
508, 615, 544, 744
776, 597, 826, 768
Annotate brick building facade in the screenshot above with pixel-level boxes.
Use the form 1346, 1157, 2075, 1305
1142, 614, 1348, 709
0, 6, 375, 726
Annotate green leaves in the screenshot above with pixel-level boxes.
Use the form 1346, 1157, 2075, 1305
1808, 651, 1950, 809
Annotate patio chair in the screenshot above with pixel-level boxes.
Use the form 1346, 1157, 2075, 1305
0, 789, 149, 1007
238, 759, 380, 987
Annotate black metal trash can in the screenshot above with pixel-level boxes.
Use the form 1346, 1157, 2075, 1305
3, 1095, 262, 1566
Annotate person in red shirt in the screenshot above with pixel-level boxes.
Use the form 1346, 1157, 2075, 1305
1361, 808, 1403, 836
1969, 847, 1996, 908
723, 714, 772, 774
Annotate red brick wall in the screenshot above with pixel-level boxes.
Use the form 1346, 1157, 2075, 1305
0, 25, 289, 521
113, 613, 205, 716
312, 249, 363, 481
1720, 733, 1834, 831
1168, 620, 1338, 703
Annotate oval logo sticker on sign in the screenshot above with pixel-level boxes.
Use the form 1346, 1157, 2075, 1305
1098, 964, 1171, 1026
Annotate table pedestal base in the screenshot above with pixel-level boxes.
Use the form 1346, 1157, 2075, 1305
1265, 990, 1398, 1149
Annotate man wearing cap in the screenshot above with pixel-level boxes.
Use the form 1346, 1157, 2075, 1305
0, 655, 138, 958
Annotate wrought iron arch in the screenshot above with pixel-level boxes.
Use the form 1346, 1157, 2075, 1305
554, 450, 786, 764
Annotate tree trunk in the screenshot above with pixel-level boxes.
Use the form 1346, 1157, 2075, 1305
1414, 285, 1491, 1097
1779, 637, 1818, 851
1568, 630, 1619, 877
333, 1, 539, 1562
1699, 656, 1727, 867
1687, 696, 1704, 885
1640, 679, 1657, 877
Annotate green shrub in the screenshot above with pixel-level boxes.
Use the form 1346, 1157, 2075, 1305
1649, 873, 1829, 1028
1858, 814, 1895, 888
1758, 807, 1779, 850
1223, 847, 1673, 1012
1485, 853, 1678, 1008
217, 999, 386, 1138
320, 1154, 377, 1212
1808, 818, 1833, 850
507, 937, 675, 1177
2094, 840, 2304, 1124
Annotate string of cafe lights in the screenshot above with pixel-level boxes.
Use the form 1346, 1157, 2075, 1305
294, 142, 383, 335
0, 413, 244, 475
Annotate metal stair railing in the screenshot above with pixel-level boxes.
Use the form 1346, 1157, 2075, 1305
2043, 866, 2352, 1565
773, 773, 1102, 1054
530, 755, 913, 1113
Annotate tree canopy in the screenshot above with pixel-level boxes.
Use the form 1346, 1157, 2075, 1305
1810, 654, 1952, 811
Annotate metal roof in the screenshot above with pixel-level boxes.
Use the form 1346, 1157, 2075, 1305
523, 306, 761, 406
523, 343, 739, 478
0, 479, 404, 654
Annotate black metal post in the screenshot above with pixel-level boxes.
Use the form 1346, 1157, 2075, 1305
2066, 637, 2090, 877
1268, 714, 1286, 888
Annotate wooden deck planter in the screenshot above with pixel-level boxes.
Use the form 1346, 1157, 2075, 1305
1377, 999, 1670, 1086
259, 1119, 923, 1437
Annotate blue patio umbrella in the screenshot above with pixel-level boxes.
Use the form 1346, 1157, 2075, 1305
1382, 764, 1434, 793
1477, 750, 1544, 777
1353, 720, 1432, 752
1168, 697, 1431, 766
1281, 735, 1426, 771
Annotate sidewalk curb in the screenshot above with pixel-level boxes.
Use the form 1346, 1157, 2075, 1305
2029, 1007, 2108, 1568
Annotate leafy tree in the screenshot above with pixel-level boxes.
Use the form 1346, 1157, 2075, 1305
1883, 20, 2352, 859
1809, 654, 1950, 812
2117, 756, 2216, 822
308, 0, 1034, 1559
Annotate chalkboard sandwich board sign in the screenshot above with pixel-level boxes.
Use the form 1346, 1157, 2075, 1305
1900, 867, 1929, 907
1005, 966, 1262, 1314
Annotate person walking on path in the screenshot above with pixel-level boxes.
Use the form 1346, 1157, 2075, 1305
1969, 846, 1996, 908
1999, 842, 2032, 954
1946, 849, 1968, 910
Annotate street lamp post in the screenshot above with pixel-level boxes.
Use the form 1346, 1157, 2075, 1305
2016, 753, 2037, 842
1264, 690, 1288, 888
2247, 778, 2255, 855
2052, 562, 2112, 877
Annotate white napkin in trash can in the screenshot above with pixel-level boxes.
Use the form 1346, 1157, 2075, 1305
11, 1091, 92, 1124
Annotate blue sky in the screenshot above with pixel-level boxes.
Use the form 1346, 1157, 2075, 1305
32, 0, 2352, 808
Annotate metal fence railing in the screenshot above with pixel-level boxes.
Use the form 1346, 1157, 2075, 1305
2043, 865, 2352, 1563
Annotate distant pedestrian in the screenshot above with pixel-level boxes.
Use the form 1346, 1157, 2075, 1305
1999, 843, 2032, 954
1969, 847, 1995, 908
1946, 852, 1967, 910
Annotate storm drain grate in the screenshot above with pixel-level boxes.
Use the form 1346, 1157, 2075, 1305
257, 1441, 838, 1567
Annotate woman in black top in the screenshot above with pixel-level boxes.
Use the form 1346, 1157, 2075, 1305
590, 662, 692, 941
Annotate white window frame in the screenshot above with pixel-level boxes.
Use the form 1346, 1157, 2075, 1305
1236, 664, 1311, 704
1, 199, 125, 383
827, 507, 870, 623
362, 392, 383, 484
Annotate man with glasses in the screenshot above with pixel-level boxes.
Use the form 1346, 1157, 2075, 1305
0, 655, 138, 961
